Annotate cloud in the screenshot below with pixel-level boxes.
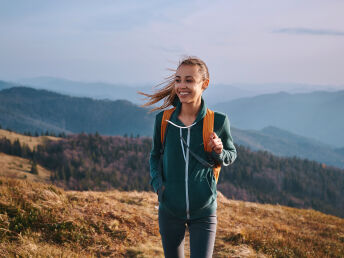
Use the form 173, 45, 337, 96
273, 27, 344, 36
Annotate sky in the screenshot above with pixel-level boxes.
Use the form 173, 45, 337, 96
0, 0, 344, 87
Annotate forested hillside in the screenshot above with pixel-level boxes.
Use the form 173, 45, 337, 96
0, 87, 154, 136
1, 132, 343, 218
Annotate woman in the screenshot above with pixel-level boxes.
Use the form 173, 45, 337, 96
140, 56, 237, 257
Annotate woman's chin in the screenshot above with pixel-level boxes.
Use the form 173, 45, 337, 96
178, 95, 201, 105
178, 95, 193, 102
179, 98, 191, 104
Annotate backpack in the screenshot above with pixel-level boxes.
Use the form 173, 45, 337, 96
160, 107, 222, 184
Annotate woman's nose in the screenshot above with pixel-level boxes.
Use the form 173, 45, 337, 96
178, 81, 187, 89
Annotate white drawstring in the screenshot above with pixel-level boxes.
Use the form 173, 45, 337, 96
166, 120, 196, 129
166, 119, 196, 163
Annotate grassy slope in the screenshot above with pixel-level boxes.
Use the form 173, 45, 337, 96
0, 129, 60, 183
0, 153, 51, 183
0, 177, 343, 258
0, 129, 60, 151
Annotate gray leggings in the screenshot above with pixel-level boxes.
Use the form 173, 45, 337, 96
158, 207, 217, 258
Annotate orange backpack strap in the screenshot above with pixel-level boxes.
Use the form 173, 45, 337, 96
161, 107, 176, 145
203, 108, 222, 184
203, 109, 215, 152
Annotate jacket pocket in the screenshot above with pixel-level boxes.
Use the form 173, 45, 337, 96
163, 181, 185, 214
188, 178, 214, 212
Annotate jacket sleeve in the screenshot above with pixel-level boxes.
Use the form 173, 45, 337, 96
150, 113, 163, 193
211, 114, 237, 166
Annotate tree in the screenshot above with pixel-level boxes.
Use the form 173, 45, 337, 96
30, 160, 38, 175
12, 139, 22, 156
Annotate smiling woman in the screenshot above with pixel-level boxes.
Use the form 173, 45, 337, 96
138, 56, 237, 258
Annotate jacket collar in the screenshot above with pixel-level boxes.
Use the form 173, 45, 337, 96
170, 96, 207, 126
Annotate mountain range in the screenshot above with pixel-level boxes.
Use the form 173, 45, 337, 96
215, 90, 344, 147
1, 86, 344, 168
0, 87, 154, 136
232, 126, 344, 168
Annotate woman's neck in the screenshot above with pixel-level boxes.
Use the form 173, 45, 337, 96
178, 97, 202, 126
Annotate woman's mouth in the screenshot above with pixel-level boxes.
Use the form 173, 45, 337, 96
179, 91, 190, 96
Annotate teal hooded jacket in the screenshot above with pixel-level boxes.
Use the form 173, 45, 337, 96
150, 97, 237, 220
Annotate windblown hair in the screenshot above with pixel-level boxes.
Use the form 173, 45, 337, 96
138, 56, 210, 112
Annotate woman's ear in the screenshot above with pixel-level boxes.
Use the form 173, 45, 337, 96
202, 79, 210, 91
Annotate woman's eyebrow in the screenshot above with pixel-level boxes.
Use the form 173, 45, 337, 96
175, 75, 194, 78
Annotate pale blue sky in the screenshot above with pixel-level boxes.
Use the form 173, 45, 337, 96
0, 0, 343, 86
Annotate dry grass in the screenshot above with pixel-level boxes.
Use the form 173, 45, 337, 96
0, 153, 51, 183
0, 128, 60, 151
215, 193, 344, 257
0, 177, 343, 257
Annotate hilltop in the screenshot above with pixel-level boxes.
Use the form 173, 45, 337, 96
0, 128, 60, 151
0, 129, 60, 182
0, 177, 343, 257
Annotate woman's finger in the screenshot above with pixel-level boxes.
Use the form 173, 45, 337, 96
214, 142, 223, 149
213, 146, 222, 154
208, 140, 214, 149
214, 138, 221, 144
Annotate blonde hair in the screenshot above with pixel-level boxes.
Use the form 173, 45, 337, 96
138, 56, 209, 112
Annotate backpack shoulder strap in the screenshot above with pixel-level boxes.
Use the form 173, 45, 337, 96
203, 108, 222, 184
161, 107, 176, 145
203, 108, 215, 152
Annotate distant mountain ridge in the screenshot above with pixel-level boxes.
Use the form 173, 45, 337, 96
0, 87, 154, 136
12, 77, 344, 106
233, 126, 344, 168
215, 90, 344, 147
17, 76, 151, 104
0, 80, 16, 91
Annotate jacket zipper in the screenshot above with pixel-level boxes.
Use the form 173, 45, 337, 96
172, 120, 195, 220
185, 127, 191, 219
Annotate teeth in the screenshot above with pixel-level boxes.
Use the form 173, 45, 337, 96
180, 92, 190, 95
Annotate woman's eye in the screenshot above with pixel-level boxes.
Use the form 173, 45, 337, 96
175, 79, 181, 83
186, 80, 193, 83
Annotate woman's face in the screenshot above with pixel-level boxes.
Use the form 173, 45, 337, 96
174, 64, 209, 105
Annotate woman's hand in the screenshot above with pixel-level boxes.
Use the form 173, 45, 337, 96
208, 132, 223, 154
